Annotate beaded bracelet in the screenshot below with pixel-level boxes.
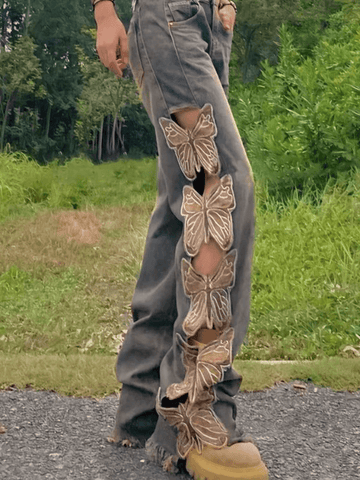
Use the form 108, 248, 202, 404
219, 1, 237, 14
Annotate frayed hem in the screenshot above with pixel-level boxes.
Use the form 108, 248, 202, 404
228, 423, 255, 445
107, 431, 144, 448
145, 438, 186, 474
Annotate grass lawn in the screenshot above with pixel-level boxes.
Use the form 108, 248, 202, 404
1, 354, 359, 397
0, 153, 359, 393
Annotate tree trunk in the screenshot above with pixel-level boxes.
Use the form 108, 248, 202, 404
116, 117, 126, 155
33, 107, 38, 133
69, 114, 75, 155
25, 0, 31, 36
0, 1, 8, 51
92, 129, 96, 152
45, 102, 51, 139
0, 93, 13, 151
111, 112, 118, 154
98, 117, 104, 163
106, 114, 111, 155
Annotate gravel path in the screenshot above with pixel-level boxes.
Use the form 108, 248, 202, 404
1, 381, 359, 480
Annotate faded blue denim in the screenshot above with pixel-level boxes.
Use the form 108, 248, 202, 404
110, 0, 255, 466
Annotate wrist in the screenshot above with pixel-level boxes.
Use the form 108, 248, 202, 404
219, 1, 237, 13
94, 1, 118, 24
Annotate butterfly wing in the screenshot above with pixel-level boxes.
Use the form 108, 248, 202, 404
181, 258, 206, 296
166, 334, 198, 400
181, 259, 209, 335
177, 332, 199, 367
157, 398, 194, 459
210, 288, 232, 331
182, 291, 209, 337
210, 249, 237, 290
192, 104, 217, 139
181, 186, 205, 257
191, 104, 220, 176
189, 329, 234, 402
156, 403, 183, 429
189, 404, 228, 452
176, 421, 194, 459
166, 372, 195, 401
206, 175, 236, 251
159, 117, 196, 180
159, 116, 189, 148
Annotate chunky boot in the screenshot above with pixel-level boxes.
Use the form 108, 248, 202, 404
186, 442, 269, 480
183, 337, 269, 480
157, 335, 269, 480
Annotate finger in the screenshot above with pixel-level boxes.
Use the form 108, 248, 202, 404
116, 58, 127, 69
97, 49, 119, 78
108, 45, 124, 77
119, 37, 129, 70
115, 45, 127, 74
109, 61, 123, 78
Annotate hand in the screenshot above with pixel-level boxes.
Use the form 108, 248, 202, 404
218, 4, 236, 32
95, 2, 129, 78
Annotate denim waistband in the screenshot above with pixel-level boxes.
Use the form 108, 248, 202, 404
132, 0, 215, 13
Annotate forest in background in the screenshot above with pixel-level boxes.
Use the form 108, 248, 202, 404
1, 0, 352, 165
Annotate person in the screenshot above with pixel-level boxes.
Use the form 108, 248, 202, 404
92, 0, 269, 479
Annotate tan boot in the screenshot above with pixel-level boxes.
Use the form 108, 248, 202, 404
186, 441, 269, 480
182, 334, 269, 479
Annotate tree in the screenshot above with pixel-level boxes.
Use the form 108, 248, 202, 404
0, 35, 44, 151
29, 0, 94, 153
1, 0, 29, 50
232, 0, 340, 82
75, 41, 141, 162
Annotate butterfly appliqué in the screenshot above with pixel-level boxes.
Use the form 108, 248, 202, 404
156, 389, 228, 459
166, 328, 234, 403
181, 250, 237, 337
159, 103, 220, 180
181, 174, 235, 257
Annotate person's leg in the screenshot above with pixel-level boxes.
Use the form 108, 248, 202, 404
108, 153, 184, 446
111, 0, 268, 478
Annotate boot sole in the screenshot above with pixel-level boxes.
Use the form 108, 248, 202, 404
186, 452, 269, 480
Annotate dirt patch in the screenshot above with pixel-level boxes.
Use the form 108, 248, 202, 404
0, 205, 149, 280
55, 211, 102, 245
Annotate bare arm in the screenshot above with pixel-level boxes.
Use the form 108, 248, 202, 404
94, 1, 129, 78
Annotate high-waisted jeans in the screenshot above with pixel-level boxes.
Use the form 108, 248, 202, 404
111, 0, 255, 467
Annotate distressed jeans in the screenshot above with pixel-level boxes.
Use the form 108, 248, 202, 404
111, 0, 255, 468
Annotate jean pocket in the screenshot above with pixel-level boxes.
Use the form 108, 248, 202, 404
128, 18, 144, 89
168, 0, 200, 23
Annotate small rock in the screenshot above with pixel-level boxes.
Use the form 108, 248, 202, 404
293, 383, 307, 391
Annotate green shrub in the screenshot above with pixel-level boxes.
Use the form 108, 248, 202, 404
245, 170, 360, 359
0, 153, 157, 221
232, 9, 360, 199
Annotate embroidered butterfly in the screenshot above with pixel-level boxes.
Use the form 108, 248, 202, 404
181, 174, 235, 257
159, 103, 220, 180
166, 329, 234, 404
156, 389, 228, 459
181, 250, 237, 337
